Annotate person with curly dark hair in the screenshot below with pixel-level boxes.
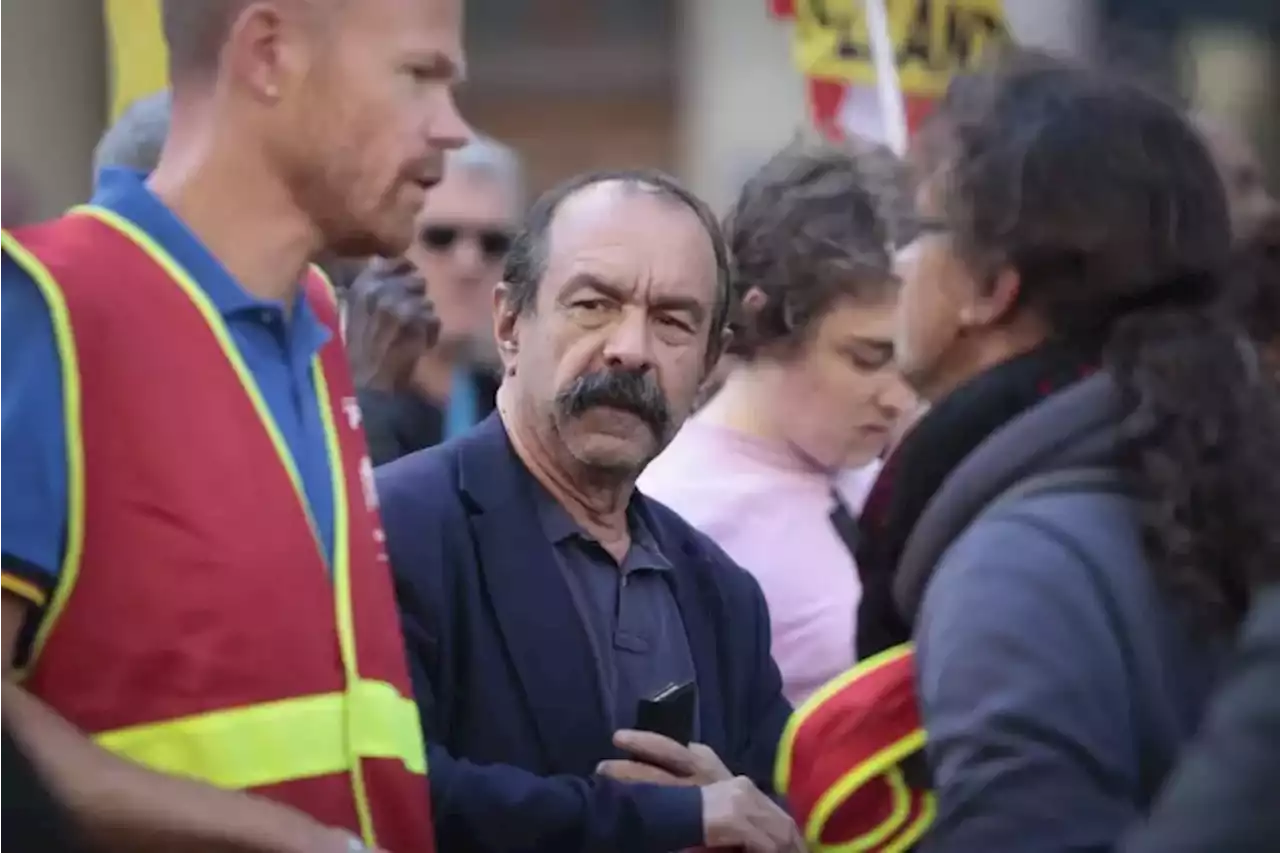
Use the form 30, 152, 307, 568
844, 51, 1280, 851
639, 140, 916, 706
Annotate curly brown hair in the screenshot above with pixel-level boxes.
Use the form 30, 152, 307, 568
916, 51, 1280, 623
724, 139, 910, 359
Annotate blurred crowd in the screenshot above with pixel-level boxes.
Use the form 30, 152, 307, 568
2, 2, 1279, 853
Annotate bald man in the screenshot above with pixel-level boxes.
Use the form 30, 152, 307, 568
1, 1, 469, 851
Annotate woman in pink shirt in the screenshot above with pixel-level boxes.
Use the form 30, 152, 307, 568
639, 141, 916, 705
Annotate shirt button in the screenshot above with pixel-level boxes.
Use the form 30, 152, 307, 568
260, 310, 275, 324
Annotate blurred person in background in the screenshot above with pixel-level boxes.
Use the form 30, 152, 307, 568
346, 256, 441, 399
3, 166, 36, 228
378, 170, 802, 853
866, 53, 1280, 851
360, 135, 521, 465
639, 141, 914, 706
92, 91, 172, 177
1, 0, 468, 850
1118, 581, 1280, 853
1195, 112, 1280, 246
1196, 113, 1280, 377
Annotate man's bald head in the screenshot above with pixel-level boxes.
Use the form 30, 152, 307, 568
162, 0, 250, 78
161, 0, 344, 79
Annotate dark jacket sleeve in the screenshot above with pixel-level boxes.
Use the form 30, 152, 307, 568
914, 514, 1142, 852
1120, 585, 1280, 853
379, 454, 704, 853
358, 389, 411, 467
359, 389, 442, 467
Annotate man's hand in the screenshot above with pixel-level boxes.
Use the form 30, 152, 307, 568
596, 730, 732, 786
316, 828, 388, 853
345, 257, 439, 392
702, 777, 805, 853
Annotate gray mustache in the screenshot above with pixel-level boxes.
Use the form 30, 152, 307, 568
556, 369, 670, 436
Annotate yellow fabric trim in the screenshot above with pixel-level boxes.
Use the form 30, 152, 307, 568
882, 792, 935, 853
1, 574, 49, 609
0, 231, 88, 673
95, 679, 425, 791
317, 357, 378, 846
807, 730, 928, 851
774, 643, 914, 794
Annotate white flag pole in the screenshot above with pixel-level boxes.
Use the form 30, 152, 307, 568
864, 0, 909, 155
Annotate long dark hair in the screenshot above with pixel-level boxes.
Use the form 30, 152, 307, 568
916, 52, 1280, 628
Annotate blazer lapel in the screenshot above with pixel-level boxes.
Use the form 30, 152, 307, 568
461, 415, 613, 774
642, 500, 725, 751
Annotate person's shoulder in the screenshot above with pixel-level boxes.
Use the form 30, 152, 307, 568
973, 475, 1148, 595
375, 437, 464, 516
3, 251, 62, 399
3, 249, 36, 279
921, 481, 1149, 666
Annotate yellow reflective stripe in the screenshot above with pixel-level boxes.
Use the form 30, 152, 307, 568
1, 573, 49, 609
317, 356, 377, 845
774, 643, 914, 794
95, 679, 425, 791
882, 792, 935, 853
807, 731, 928, 852
0, 231, 88, 674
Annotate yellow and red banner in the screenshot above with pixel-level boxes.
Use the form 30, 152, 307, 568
104, 0, 169, 122
771, 0, 1010, 144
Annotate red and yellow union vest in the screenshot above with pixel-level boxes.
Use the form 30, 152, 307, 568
775, 644, 934, 853
2, 206, 433, 853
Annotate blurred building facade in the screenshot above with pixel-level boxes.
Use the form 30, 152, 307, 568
1, 0, 1274, 222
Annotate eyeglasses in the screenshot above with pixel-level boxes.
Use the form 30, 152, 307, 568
420, 225, 513, 261
911, 215, 950, 236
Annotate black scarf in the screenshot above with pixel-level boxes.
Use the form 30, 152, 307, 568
854, 342, 1097, 658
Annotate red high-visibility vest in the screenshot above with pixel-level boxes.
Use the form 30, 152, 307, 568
3, 206, 433, 853
775, 644, 934, 853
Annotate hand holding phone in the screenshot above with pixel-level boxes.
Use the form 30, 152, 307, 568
634, 681, 697, 746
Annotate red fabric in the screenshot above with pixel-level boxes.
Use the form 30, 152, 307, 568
768, 0, 796, 18
12, 214, 433, 853
806, 78, 939, 142
783, 651, 928, 849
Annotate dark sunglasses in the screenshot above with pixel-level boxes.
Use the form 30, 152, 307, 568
420, 224, 513, 260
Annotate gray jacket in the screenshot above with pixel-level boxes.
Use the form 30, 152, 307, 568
900, 373, 1225, 852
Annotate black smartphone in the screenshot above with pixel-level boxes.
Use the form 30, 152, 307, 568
634, 680, 696, 745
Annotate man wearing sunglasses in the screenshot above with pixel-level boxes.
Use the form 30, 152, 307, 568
360, 135, 521, 464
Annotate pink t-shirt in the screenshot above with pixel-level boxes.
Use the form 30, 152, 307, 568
638, 419, 879, 706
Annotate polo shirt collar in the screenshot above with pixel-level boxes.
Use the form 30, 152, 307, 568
90, 168, 331, 350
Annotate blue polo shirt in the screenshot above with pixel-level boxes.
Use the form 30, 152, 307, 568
1, 169, 336, 603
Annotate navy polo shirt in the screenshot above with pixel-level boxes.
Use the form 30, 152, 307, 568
531, 482, 700, 735
1, 169, 336, 605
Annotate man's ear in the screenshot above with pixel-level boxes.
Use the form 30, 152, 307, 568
493, 282, 520, 373
705, 327, 732, 373
966, 266, 1022, 327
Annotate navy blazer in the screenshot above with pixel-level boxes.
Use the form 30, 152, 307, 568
377, 414, 791, 853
